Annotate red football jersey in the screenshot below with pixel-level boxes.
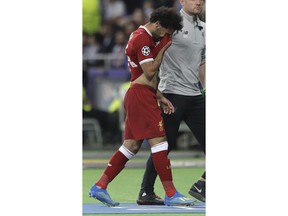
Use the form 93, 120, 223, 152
125, 26, 157, 81
151, 33, 172, 56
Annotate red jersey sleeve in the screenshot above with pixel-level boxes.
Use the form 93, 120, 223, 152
152, 34, 172, 57
125, 28, 157, 81
135, 33, 154, 65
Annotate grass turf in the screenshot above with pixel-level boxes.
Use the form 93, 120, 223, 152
83, 167, 205, 215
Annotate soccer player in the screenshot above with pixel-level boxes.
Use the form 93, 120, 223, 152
89, 6, 196, 207
137, 0, 206, 205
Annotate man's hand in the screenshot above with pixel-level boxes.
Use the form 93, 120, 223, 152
201, 88, 206, 97
158, 97, 174, 115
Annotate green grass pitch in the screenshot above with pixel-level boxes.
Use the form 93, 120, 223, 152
83, 167, 205, 216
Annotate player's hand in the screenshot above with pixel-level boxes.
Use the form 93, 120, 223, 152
159, 97, 174, 115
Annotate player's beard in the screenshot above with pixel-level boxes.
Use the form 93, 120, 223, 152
151, 30, 162, 42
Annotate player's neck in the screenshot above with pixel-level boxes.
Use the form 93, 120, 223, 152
144, 23, 154, 33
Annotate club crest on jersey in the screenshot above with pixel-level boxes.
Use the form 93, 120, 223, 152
141, 46, 150, 56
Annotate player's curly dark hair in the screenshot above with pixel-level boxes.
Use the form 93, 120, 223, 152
149, 6, 183, 32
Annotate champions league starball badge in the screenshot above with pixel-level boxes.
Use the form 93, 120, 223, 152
141, 46, 151, 56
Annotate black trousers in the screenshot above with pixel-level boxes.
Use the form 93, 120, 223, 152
139, 93, 205, 195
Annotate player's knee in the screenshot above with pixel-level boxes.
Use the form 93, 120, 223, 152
123, 141, 141, 154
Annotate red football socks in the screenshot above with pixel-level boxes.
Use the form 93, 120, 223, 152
151, 147, 176, 197
96, 150, 129, 189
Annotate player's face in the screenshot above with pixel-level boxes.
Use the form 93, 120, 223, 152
180, 0, 204, 15
152, 23, 174, 41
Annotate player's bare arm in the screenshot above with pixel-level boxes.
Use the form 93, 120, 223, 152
156, 90, 175, 115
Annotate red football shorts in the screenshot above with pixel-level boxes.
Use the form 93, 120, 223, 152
123, 83, 166, 140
